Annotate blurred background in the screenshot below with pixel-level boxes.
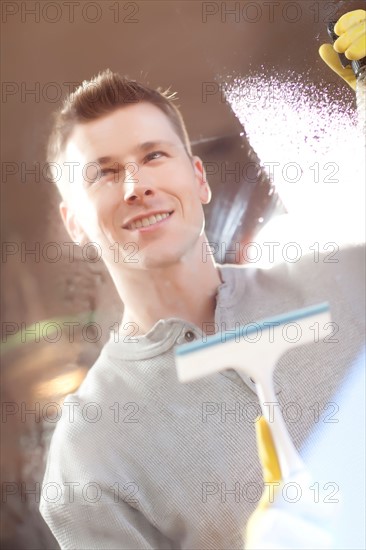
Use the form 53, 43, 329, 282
1, 1, 364, 547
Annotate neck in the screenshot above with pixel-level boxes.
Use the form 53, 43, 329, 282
108, 235, 222, 336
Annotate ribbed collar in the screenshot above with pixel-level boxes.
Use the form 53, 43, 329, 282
102, 264, 245, 361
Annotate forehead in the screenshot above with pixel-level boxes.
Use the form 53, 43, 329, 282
64, 102, 181, 162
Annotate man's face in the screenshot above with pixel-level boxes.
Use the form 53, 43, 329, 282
60, 102, 211, 271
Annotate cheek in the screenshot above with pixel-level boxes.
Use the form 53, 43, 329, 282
72, 192, 116, 239
163, 163, 199, 200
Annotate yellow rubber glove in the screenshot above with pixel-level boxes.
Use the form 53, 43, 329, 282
319, 9, 366, 90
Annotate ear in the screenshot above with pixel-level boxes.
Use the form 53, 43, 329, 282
59, 201, 88, 245
192, 156, 212, 205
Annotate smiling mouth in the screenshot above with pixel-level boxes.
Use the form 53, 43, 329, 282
126, 211, 174, 230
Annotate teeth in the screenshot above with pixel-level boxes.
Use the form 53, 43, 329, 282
128, 212, 171, 230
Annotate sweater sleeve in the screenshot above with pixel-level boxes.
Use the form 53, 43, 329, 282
39, 399, 174, 550
40, 496, 173, 550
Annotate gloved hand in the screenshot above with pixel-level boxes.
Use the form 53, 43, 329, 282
245, 417, 339, 550
319, 9, 366, 90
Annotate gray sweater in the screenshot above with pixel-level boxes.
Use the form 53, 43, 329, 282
40, 245, 365, 550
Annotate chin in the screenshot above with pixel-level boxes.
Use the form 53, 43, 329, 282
138, 254, 182, 270
125, 230, 202, 269
138, 245, 195, 270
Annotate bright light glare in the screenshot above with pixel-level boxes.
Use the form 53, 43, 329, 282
225, 72, 365, 252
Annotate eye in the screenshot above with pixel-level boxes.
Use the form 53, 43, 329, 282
98, 166, 121, 185
100, 168, 117, 176
144, 151, 167, 163
84, 164, 121, 190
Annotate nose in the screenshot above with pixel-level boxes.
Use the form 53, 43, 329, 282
124, 185, 154, 203
123, 165, 155, 203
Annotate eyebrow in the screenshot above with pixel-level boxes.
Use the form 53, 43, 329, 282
94, 141, 177, 166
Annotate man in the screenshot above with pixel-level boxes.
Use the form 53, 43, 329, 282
51, 83, 220, 336
40, 10, 365, 550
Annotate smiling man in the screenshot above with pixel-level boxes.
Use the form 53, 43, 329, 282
40, 66, 365, 550
57, 97, 220, 336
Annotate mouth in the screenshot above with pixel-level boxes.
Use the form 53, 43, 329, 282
124, 211, 174, 231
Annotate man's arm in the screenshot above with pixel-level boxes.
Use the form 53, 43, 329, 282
40, 495, 173, 550
39, 399, 174, 550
